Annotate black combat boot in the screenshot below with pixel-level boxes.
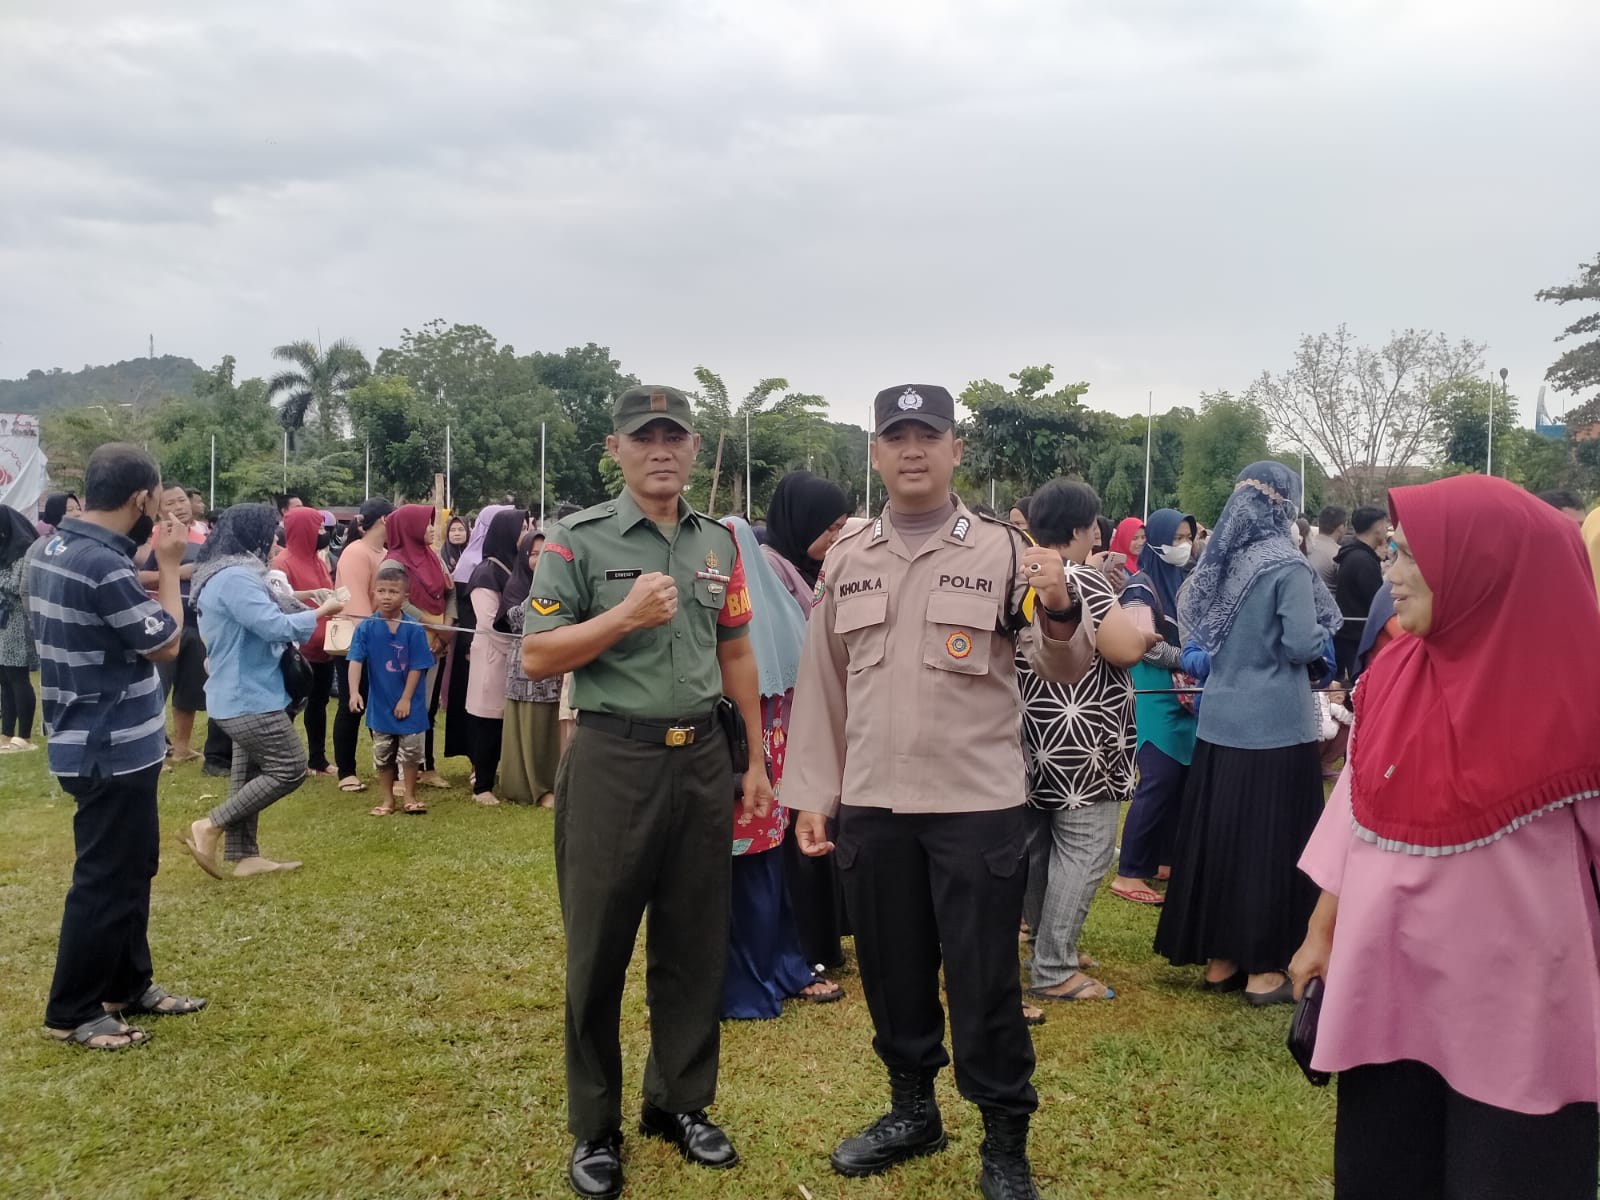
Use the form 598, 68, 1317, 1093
829, 1069, 946, 1177
977, 1110, 1039, 1200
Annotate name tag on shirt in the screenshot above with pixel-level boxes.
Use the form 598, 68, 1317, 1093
604, 568, 643, 581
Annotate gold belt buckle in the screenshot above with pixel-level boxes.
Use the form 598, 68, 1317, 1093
665, 725, 695, 747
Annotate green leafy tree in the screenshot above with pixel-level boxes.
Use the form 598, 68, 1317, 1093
1432, 377, 1518, 474
345, 376, 444, 501
957, 365, 1100, 497
375, 321, 575, 512
527, 344, 639, 507
687, 369, 830, 516
40, 404, 157, 495
1537, 253, 1600, 408
1501, 427, 1577, 496
1083, 408, 1192, 520
266, 339, 370, 447
143, 357, 283, 508
1177, 391, 1271, 523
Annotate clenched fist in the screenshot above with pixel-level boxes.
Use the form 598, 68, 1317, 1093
1018, 545, 1075, 613
621, 571, 678, 630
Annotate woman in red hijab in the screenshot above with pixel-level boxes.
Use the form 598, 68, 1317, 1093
279, 506, 338, 775
1107, 517, 1144, 573
381, 504, 453, 787
1291, 475, 1600, 1198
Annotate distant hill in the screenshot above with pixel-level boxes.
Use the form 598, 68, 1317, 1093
0, 355, 202, 413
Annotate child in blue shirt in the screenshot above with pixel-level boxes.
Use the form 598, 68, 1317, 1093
348, 564, 435, 815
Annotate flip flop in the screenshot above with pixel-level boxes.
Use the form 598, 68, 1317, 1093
1110, 884, 1164, 906
176, 831, 224, 880
338, 777, 367, 793
403, 801, 427, 815
46, 1013, 150, 1051
123, 985, 207, 1016
1021, 1006, 1046, 1027
1028, 977, 1115, 1002
795, 972, 843, 1004
370, 804, 398, 817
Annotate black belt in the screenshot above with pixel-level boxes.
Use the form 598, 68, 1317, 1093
576, 710, 718, 748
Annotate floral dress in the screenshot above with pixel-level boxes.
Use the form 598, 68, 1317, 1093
732, 693, 790, 855
0, 557, 37, 670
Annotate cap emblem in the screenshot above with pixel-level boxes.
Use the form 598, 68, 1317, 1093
897, 388, 924, 411
650, 391, 668, 412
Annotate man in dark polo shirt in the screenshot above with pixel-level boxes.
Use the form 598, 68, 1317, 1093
30, 443, 207, 1051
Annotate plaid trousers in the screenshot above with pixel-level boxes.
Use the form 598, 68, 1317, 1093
209, 711, 308, 861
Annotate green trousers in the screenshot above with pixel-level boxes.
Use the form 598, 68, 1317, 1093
555, 722, 734, 1139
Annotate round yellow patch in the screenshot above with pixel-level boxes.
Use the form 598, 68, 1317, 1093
946, 631, 973, 659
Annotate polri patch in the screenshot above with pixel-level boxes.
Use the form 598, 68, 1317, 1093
946, 631, 973, 659
529, 597, 562, 616
604, 568, 643, 580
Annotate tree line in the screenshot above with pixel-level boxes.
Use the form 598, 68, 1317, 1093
29, 252, 1600, 522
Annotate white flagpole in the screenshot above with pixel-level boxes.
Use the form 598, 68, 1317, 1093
445, 424, 452, 512
539, 422, 547, 528
1142, 390, 1153, 521
865, 407, 872, 514
1486, 374, 1495, 477
990, 478, 996, 510
364, 441, 370, 500
209, 434, 216, 512
744, 409, 752, 520
282, 430, 288, 490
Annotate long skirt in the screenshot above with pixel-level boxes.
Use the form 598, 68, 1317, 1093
442, 629, 474, 760
721, 846, 816, 1020
500, 699, 560, 804
1153, 739, 1322, 975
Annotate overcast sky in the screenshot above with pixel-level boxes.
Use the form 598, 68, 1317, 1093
2, 0, 1596, 430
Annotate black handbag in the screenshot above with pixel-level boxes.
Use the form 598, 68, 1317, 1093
279, 643, 314, 716
1286, 976, 1330, 1087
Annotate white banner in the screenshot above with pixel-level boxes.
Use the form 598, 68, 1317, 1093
0, 414, 48, 514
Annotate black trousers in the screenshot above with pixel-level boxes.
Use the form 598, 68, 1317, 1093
1335, 1060, 1598, 1200
555, 722, 732, 1140
203, 719, 234, 775
296, 659, 336, 771
0, 663, 35, 739
44, 764, 163, 1029
836, 804, 1037, 1117
331, 657, 369, 779
469, 712, 503, 794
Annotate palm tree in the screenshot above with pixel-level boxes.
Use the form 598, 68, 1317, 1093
266, 339, 370, 447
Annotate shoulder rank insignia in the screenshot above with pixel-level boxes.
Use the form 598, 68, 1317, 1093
951, 516, 971, 541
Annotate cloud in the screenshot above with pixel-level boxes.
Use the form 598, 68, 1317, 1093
0, 0, 1596, 428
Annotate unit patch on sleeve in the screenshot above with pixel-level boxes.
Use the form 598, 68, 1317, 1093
529, 597, 562, 616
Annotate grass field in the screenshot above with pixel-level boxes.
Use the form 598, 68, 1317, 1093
0, 717, 1334, 1200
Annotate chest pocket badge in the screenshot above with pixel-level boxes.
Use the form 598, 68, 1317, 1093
925, 592, 997, 676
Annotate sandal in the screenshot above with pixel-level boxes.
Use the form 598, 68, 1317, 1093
795, 972, 843, 1004
123, 985, 207, 1016
417, 772, 451, 790
1021, 1005, 1046, 1027
46, 1013, 150, 1051
370, 803, 398, 817
403, 801, 427, 815
1028, 975, 1115, 1002
1110, 884, 1164, 906
338, 777, 367, 793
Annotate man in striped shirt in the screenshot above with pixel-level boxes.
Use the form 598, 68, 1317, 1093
29, 443, 207, 1050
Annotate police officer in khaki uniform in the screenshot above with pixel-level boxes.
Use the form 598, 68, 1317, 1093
784, 384, 1095, 1200
522, 385, 774, 1200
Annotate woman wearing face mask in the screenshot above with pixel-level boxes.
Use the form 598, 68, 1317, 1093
1290, 475, 1600, 1198
1108, 509, 1199, 904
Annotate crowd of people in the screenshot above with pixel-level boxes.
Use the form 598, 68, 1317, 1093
13, 380, 1600, 1198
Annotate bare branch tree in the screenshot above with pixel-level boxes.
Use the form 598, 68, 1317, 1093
1247, 326, 1484, 505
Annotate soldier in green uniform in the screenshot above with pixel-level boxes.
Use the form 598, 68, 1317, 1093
522, 385, 774, 1200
